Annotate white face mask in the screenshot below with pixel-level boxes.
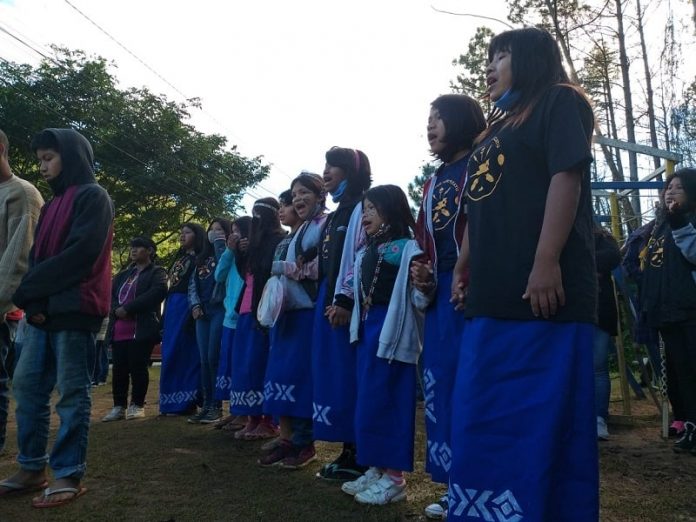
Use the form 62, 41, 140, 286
207, 230, 218, 244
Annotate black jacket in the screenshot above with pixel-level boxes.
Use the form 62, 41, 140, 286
108, 263, 168, 343
642, 216, 696, 328
595, 230, 621, 335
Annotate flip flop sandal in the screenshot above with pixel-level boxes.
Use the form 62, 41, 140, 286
32, 486, 88, 509
0, 480, 49, 497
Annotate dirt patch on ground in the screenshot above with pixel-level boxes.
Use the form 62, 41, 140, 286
0, 370, 694, 521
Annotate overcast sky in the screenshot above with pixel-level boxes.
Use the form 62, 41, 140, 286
0, 0, 513, 211
1, 0, 692, 215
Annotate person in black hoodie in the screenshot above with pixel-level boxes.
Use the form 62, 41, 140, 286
642, 167, 696, 455
593, 225, 621, 440
102, 237, 167, 422
0, 129, 113, 508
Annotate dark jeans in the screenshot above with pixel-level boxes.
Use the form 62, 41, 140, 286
111, 339, 154, 408
93, 340, 109, 384
0, 320, 17, 453
661, 324, 696, 423
290, 416, 313, 447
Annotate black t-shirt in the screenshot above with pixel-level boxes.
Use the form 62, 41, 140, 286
432, 155, 467, 273
464, 85, 597, 324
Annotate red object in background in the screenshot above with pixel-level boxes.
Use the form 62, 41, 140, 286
6, 309, 23, 321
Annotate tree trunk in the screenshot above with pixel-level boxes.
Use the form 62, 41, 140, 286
636, 0, 661, 170
543, 0, 638, 231
614, 0, 641, 218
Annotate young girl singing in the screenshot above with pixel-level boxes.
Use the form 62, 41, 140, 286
260, 173, 327, 468
313, 147, 372, 481
449, 28, 598, 521
411, 94, 486, 520
341, 185, 426, 505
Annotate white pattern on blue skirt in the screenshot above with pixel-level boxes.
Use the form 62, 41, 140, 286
160, 389, 198, 405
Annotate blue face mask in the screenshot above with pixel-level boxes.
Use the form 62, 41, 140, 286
330, 179, 348, 203
494, 88, 522, 113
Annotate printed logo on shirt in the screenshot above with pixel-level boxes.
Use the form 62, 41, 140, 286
467, 137, 505, 202
648, 235, 664, 268
448, 484, 523, 521
432, 179, 460, 231
169, 256, 192, 287
197, 258, 217, 280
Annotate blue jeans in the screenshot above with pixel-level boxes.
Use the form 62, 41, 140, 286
0, 321, 17, 453
195, 307, 225, 411
13, 326, 94, 480
593, 327, 612, 420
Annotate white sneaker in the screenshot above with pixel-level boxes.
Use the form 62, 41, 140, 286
101, 406, 125, 422
126, 404, 145, 420
597, 416, 609, 440
425, 494, 448, 519
354, 474, 407, 505
341, 466, 382, 496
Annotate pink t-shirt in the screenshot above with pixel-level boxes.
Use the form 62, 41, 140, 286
239, 273, 254, 315
113, 271, 139, 341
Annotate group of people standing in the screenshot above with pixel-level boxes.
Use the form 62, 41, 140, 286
0, 25, 694, 520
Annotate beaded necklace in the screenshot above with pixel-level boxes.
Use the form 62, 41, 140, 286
360, 224, 392, 320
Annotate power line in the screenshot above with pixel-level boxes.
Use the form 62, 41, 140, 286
0, 27, 275, 205
61, 0, 296, 184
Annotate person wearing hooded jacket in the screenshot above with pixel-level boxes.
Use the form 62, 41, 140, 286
642, 168, 696, 455
0, 129, 113, 508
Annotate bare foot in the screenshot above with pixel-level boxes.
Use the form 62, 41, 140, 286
0, 469, 47, 495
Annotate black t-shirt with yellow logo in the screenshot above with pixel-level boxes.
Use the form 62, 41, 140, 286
464, 85, 597, 324
432, 155, 468, 272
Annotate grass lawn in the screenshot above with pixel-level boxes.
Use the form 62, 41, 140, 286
0, 367, 694, 521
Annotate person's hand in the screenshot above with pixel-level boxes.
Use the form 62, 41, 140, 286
667, 200, 689, 229
114, 306, 128, 319
450, 272, 467, 311
522, 257, 565, 319
326, 305, 351, 327
192, 306, 204, 320
410, 259, 435, 293
227, 232, 240, 250
30, 313, 46, 324
238, 238, 249, 252
296, 255, 305, 271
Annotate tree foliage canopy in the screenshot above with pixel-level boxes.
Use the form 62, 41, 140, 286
0, 48, 269, 268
